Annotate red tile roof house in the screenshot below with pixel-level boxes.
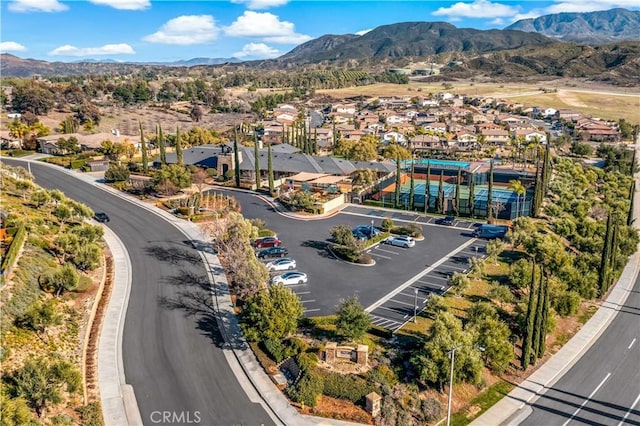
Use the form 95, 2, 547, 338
576, 121, 621, 142
481, 129, 511, 146
37, 132, 141, 155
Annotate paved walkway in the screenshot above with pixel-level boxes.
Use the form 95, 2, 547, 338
471, 137, 640, 426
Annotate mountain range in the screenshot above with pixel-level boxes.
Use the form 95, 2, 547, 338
506, 8, 640, 44
1, 8, 638, 85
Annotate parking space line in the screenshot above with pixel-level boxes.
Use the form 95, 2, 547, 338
304, 308, 321, 313
426, 274, 449, 281
300, 300, 316, 304
467, 223, 475, 229
441, 265, 468, 271
295, 291, 311, 295
416, 280, 446, 288
285, 283, 308, 287
391, 299, 416, 307
340, 210, 469, 230
369, 253, 392, 259
374, 247, 401, 255
376, 305, 409, 315
366, 238, 477, 313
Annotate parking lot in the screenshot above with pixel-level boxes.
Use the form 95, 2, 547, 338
214, 190, 488, 331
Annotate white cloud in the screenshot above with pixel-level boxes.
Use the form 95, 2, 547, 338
143, 15, 219, 45
48, 43, 135, 56
8, 0, 67, 12
355, 28, 372, 36
230, 0, 290, 9
0, 41, 27, 52
224, 11, 311, 44
88, 0, 150, 10
433, 0, 520, 18
233, 42, 281, 58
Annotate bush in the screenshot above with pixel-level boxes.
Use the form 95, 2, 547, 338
321, 371, 374, 403
258, 228, 276, 237
554, 291, 581, 316
76, 402, 103, 426
69, 159, 87, 170
421, 398, 443, 423
104, 163, 130, 183
176, 206, 190, 216
356, 254, 374, 265
392, 224, 422, 237
366, 364, 398, 388
381, 217, 394, 231
296, 352, 318, 373
284, 337, 309, 357
262, 339, 286, 363
287, 370, 324, 407
1, 225, 26, 273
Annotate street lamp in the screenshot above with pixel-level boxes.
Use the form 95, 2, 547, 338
474, 246, 479, 257
413, 287, 419, 323
371, 219, 375, 237
446, 345, 484, 426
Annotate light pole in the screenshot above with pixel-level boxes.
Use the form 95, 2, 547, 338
475, 246, 479, 257
371, 219, 375, 238
413, 287, 419, 323
446, 346, 457, 426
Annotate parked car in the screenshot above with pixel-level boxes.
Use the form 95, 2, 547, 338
94, 212, 110, 223
386, 235, 416, 248
352, 230, 368, 241
437, 216, 455, 226
254, 237, 282, 248
266, 258, 296, 271
473, 224, 508, 239
353, 225, 381, 239
271, 271, 308, 285
257, 246, 289, 259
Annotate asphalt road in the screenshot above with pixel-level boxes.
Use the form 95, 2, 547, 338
213, 189, 478, 320
8, 161, 272, 426
521, 272, 640, 426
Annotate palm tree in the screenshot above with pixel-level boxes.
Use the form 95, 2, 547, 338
509, 179, 526, 219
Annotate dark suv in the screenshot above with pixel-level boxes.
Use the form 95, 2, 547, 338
257, 246, 289, 259
437, 216, 455, 226
95, 212, 110, 223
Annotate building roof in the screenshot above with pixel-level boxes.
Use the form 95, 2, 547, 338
163, 145, 223, 168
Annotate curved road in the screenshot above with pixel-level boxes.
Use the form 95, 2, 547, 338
9, 161, 272, 426
520, 269, 640, 425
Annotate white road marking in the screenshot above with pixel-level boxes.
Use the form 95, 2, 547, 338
365, 238, 477, 313
300, 300, 316, 304
562, 372, 611, 426
295, 291, 311, 295
423, 274, 449, 281
391, 299, 416, 307
370, 253, 392, 259
374, 247, 401, 255
617, 393, 640, 426
303, 308, 321, 313
629, 338, 637, 349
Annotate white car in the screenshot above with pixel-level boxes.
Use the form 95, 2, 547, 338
266, 258, 297, 271
271, 271, 308, 285
386, 235, 416, 248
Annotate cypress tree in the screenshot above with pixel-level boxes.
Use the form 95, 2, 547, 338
537, 271, 550, 358
303, 121, 308, 153
628, 180, 635, 227
424, 161, 431, 213
487, 160, 494, 220
233, 127, 241, 187
532, 161, 542, 217
437, 171, 445, 214
454, 167, 461, 216
254, 134, 261, 190
139, 121, 148, 174
542, 141, 552, 189
313, 128, 318, 154
532, 266, 545, 363
175, 126, 183, 166
598, 213, 614, 296
608, 219, 620, 291
409, 159, 415, 211
394, 157, 402, 208
268, 143, 274, 193
630, 150, 637, 177
157, 124, 166, 165
282, 125, 287, 144
521, 261, 537, 369
469, 174, 475, 218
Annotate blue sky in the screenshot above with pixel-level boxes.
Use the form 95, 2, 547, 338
1, 0, 637, 62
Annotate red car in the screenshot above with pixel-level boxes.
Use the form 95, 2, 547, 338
254, 237, 282, 248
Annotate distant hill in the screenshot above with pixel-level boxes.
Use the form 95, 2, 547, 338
506, 8, 640, 44
276, 21, 553, 65
0, 54, 241, 76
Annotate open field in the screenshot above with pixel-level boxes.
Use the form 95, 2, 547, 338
317, 81, 640, 122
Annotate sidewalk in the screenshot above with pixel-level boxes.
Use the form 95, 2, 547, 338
471, 136, 640, 426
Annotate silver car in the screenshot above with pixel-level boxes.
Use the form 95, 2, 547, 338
386, 235, 416, 248
266, 258, 297, 271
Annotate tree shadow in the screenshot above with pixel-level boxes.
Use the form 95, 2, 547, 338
144, 244, 201, 265
301, 239, 334, 259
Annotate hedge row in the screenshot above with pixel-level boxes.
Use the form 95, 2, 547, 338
70, 159, 87, 170
1, 225, 26, 273
319, 370, 375, 404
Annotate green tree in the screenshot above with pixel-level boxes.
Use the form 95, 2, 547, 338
39, 265, 80, 297
449, 272, 470, 295
175, 126, 184, 166
531, 267, 546, 361
598, 213, 615, 296
288, 190, 315, 211
11, 357, 81, 418
330, 225, 355, 246
268, 144, 274, 193
53, 203, 73, 232
437, 171, 445, 214
521, 262, 538, 369
487, 160, 494, 219
394, 157, 402, 208
53, 234, 79, 264
72, 243, 102, 272
139, 121, 148, 174
470, 316, 513, 374
152, 164, 192, 193
254, 135, 261, 189
0, 395, 33, 426
509, 179, 526, 219
104, 162, 130, 183
425, 160, 431, 213
335, 296, 371, 341
410, 312, 483, 392
30, 189, 51, 208
488, 285, 515, 308
21, 298, 62, 339
454, 167, 461, 216
100, 140, 126, 161
240, 284, 303, 342
486, 239, 505, 265
468, 174, 475, 217
233, 127, 241, 187
157, 124, 166, 165
408, 159, 415, 210
11, 83, 54, 115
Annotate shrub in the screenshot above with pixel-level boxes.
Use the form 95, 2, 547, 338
1, 225, 26, 273
356, 254, 373, 265
69, 159, 86, 170
288, 370, 324, 407
262, 339, 286, 363
421, 398, 443, 423
104, 163, 130, 183
176, 206, 190, 216
295, 352, 318, 373
554, 291, 581, 316
381, 217, 394, 231
76, 402, 103, 426
258, 228, 276, 237
366, 364, 398, 388
321, 371, 374, 403
284, 337, 309, 357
